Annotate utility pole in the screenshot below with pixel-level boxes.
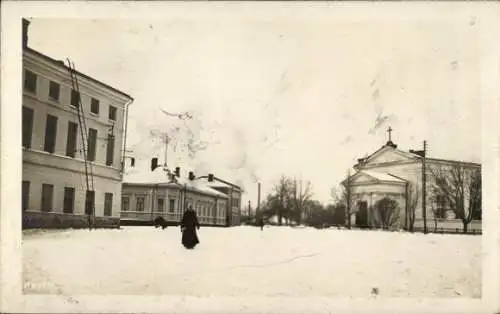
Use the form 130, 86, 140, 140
163, 133, 169, 168
422, 140, 428, 234
346, 169, 352, 229
257, 182, 261, 217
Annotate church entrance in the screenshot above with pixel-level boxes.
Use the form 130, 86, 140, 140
355, 201, 369, 228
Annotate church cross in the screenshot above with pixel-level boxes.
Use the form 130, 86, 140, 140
387, 126, 393, 142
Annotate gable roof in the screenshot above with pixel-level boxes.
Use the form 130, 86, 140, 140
355, 142, 481, 169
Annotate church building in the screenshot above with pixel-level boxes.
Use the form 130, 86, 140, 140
342, 127, 481, 233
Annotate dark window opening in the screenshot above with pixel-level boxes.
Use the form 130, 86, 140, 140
157, 198, 164, 212
108, 106, 117, 121
122, 196, 130, 211
105, 134, 115, 166
91, 98, 100, 114
71, 89, 81, 108
49, 81, 60, 101
104, 193, 113, 216
41, 184, 54, 212
87, 128, 97, 162
63, 187, 75, 213
22, 181, 30, 211
136, 197, 145, 212
24, 70, 37, 93
22, 106, 34, 148
44, 114, 58, 153
85, 190, 95, 215
66, 121, 78, 157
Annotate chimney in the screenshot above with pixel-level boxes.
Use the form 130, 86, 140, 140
22, 18, 30, 48
188, 171, 195, 181
208, 173, 214, 182
151, 157, 158, 171
175, 167, 180, 177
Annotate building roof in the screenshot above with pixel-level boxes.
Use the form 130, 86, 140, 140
123, 166, 229, 198
355, 141, 481, 168
24, 47, 134, 101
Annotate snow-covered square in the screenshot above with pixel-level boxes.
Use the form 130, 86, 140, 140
22, 226, 481, 298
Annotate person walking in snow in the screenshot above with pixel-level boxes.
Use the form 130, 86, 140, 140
180, 206, 200, 249
259, 217, 264, 231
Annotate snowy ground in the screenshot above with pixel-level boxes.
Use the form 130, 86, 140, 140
22, 226, 481, 298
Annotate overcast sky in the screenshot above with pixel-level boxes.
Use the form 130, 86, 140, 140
27, 7, 482, 205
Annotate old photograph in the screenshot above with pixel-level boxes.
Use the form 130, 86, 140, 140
2, 1, 500, 314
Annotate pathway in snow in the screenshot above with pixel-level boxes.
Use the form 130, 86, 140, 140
22, 226, 481, 298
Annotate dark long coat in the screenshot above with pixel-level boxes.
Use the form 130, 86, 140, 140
180, 209, 200, 249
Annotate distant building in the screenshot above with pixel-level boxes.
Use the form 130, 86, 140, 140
22, 19, 134, 229
121, 158, 242, 227
343, 127, 481, 232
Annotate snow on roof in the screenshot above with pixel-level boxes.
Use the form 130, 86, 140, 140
123, 167, 229, 198
360, 170, 407, 183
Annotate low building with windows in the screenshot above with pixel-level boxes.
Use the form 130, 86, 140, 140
342, 127, 482, 233
121, 159, 241, 227
22, 19, 134, 229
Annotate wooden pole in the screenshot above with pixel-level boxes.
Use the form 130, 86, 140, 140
422, 140, 427, 234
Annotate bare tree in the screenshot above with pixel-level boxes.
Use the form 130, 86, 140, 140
291, 179, 312, 225
429, 163, 481, 233
272, 175, 294, 226
340, 169, 353, 229
373, 197, 400, 230
406, 183, 420, 232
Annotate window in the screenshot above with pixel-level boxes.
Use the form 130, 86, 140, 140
136, 196, 145, 212
66, 121, 78, 157
24, 70, 37, 93
121, 196, 130, 212
85, 190, 95, 215
105, 134, 115, 166
44, 114, 58, 153
22, 181, 30, 211
90, 98, 100, 114
22, 106, 34, 148
104, 193, 113, 216
87, 128, 97, 161
169, 199, 175, 213
41, 184, 54, 212
71, 89, 80, 108
63, 187, 75, 213
157, 198, 164, 212
108, 105, 117, 121
49, 81, 60, 101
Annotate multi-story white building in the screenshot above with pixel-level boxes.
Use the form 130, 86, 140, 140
22, 19, 134, 229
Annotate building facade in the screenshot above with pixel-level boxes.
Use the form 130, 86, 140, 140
121, 161, 233, 227
206, 179, 243, 226
343, 134, 481, 232
22, 19, 134, 229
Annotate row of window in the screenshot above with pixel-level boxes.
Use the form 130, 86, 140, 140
121, 195, 226, 217
24, 69, 117, 121
22, 181, 114, 216
22, 106, 115, 166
